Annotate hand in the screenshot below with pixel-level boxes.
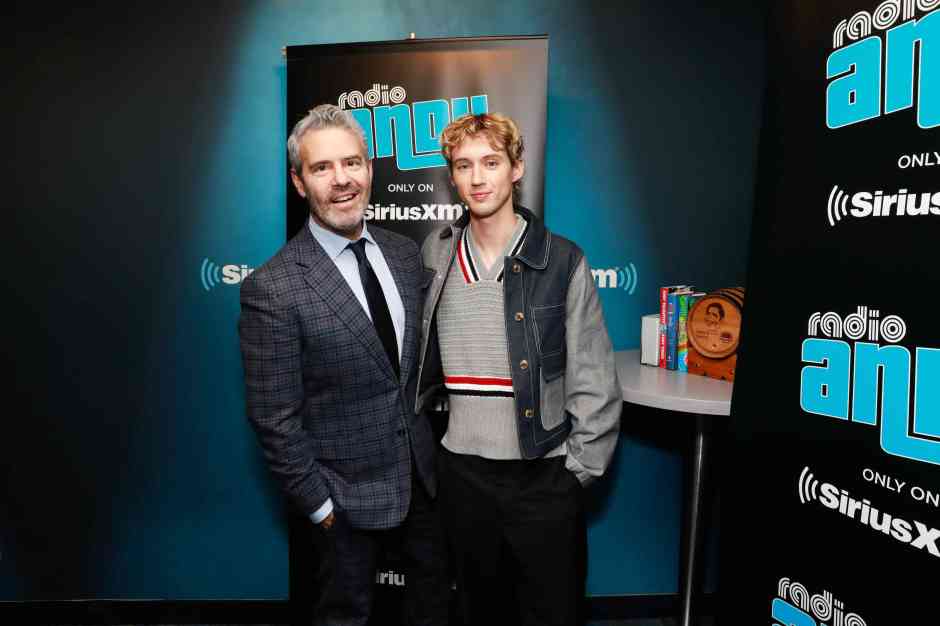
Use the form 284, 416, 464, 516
319, 511, 336, 530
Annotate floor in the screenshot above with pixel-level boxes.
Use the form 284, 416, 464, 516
586, 617, 717, 626
55, 617, 717, 626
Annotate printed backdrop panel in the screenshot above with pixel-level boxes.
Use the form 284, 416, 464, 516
285, 37, 548, 619
286, 36, 547, 242
723, 2, 938, 624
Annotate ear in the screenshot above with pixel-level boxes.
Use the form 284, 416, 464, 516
289, 168, 307, 198
511, 158, 525, 184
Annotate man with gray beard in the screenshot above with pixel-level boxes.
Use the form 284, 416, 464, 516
239, 104, 449, 626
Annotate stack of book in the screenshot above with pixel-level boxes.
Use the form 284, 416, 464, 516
658, 285, 706, 371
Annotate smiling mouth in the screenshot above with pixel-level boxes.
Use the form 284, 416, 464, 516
331, 191, 359, 204
471, 192, 491, 201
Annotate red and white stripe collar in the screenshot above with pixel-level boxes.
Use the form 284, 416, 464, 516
456, 218, 529, 285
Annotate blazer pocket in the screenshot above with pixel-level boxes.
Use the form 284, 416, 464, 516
421, 267, 436, 290
311, 436, 381, 462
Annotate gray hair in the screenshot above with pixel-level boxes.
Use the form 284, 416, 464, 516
287, 104, 368, 172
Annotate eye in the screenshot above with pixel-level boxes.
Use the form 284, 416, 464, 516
346, 158, 362, 169
313, 163, 329, 173
486, 159, 499, 168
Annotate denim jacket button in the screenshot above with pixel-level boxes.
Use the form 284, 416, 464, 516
512, 263, 521, 273
519, 359, 529, 371
523, 409, 534, 418
514, 311, 524, 321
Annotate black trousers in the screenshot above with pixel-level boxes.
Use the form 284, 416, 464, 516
438, 448, 586, 626
289, 466, 450, 626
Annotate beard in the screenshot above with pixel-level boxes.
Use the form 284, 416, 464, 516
310, 184, 370, 237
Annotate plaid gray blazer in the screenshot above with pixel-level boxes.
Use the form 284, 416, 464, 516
239, 224, 436, 530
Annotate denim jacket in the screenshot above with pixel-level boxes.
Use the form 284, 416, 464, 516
415, 206, 621, 485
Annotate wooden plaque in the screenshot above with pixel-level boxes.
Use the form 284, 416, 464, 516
686, 288, 744, 381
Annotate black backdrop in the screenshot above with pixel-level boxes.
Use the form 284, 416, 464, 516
286, 36, 547, 241
284, 36, 549, 625
722, 2, 938, 623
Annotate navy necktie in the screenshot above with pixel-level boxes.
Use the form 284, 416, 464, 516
348, 239, 400, 379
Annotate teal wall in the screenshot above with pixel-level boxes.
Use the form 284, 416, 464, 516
6, 1, 764, 599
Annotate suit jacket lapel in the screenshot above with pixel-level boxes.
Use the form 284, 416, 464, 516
372, 228, 418, 387
296, 227, 396, 381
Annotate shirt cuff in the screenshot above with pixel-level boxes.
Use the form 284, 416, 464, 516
308, 498, 334, 524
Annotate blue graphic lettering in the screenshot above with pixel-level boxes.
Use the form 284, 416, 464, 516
413, 100, 450, 155
350, 95, 489, 171
800, 339, 940, 466
800, 339, 850, 419
451, 95, 489, 119
826, 37, 882, 128
886, 11, 939, 128
349, 109, 375, 160
772, 598, 817, 626
852, 342, 910, 427
373, 105, 411, 160
827, 12, 939, 129
915, 348, 940, 439
885, 347, 940, 464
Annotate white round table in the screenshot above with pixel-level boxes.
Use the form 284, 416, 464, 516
615, 350, 732, 626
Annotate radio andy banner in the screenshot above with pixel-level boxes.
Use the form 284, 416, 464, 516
286, 36, 548, 242
284, 36, 548, 620
722, 2, 938, 624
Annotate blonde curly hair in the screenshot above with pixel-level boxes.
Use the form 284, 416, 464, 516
440, 112, 524, 193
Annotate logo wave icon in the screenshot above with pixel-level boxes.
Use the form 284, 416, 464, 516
592, 262, 639, 293
827, 185, 849, 227
618, 262, 638, 294
200, 258, 222, 292
797, 465, 820, 504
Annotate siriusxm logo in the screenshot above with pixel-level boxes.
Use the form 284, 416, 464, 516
374, 569, 405, 586
591, 263, 638, 294
365, 202, 465, 222
200, 258, 254, 291
339, 84, 489, 171
800, 309, 940, 466
772, 577, 866, 626
826, 5, 938, 129
797, 467, 939, 559
826, 185, 939, 226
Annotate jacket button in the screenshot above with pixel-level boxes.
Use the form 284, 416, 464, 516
523, 409, 534, 418
512, 263, 521, 273
519, 359, 529, 371
514, 311, 524, 321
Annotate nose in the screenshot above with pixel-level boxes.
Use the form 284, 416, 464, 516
333, 163, 351, 186
471, 163, 484, 186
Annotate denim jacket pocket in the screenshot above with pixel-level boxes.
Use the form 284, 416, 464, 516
539, 372, 566, 431
539, 351, 567, 430
531, 303, 567, 358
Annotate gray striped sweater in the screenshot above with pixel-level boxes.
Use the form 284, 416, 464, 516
438, 215, 564, 459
